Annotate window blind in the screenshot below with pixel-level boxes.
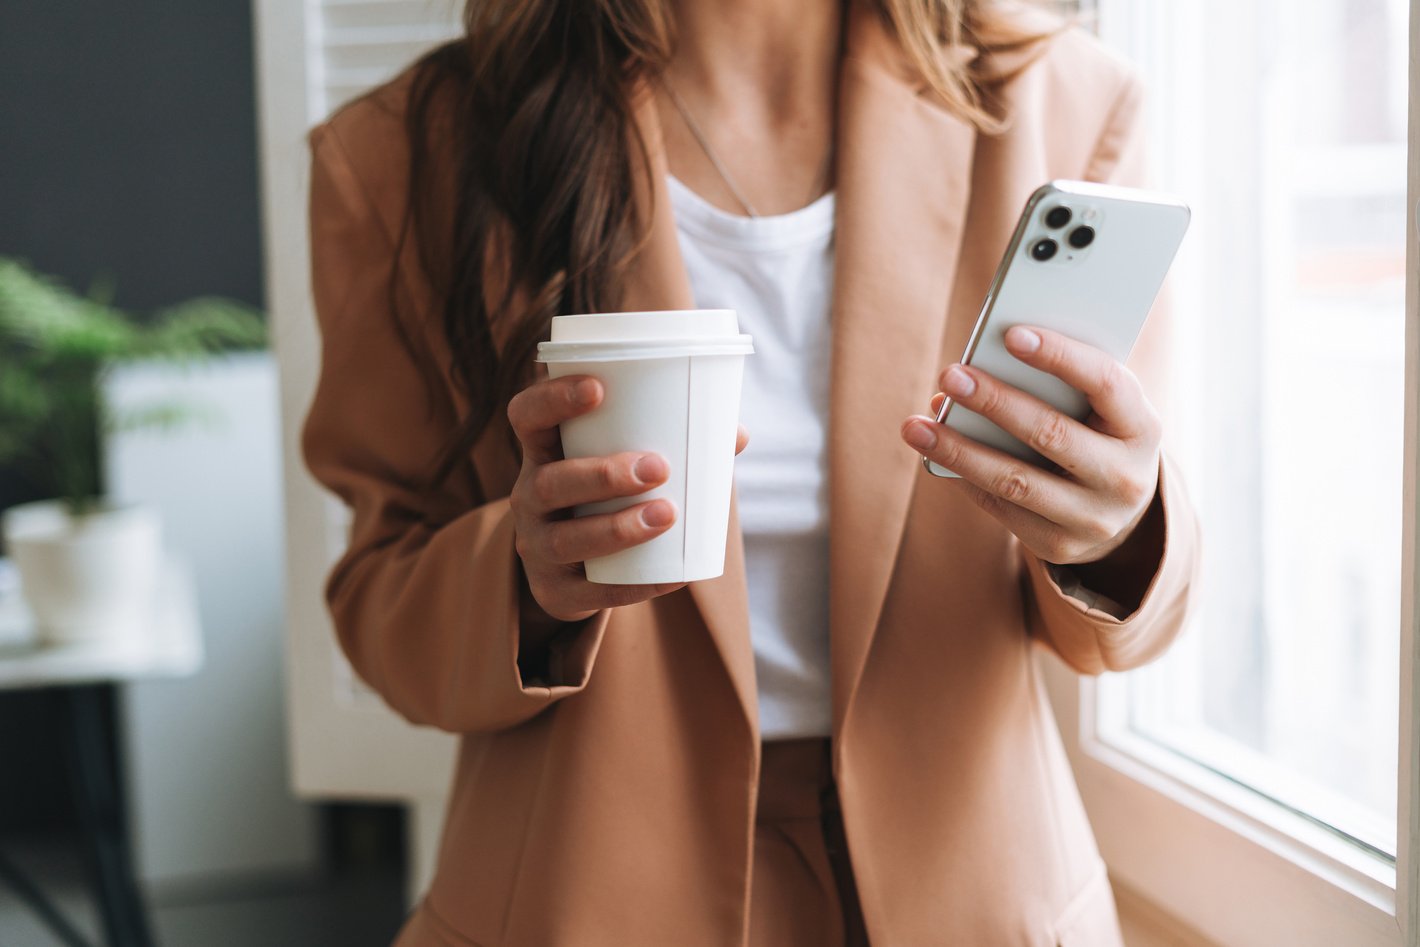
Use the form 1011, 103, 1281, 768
311, 0, 463, 117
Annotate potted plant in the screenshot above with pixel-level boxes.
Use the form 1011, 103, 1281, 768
0, 258, 266, 644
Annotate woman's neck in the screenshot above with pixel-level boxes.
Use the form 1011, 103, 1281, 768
659, 0, 843, 216
667, 0, 842, 122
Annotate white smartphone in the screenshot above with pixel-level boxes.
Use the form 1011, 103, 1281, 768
924, 179, 1190, 478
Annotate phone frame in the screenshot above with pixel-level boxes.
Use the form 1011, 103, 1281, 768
922, 180, 1190, 477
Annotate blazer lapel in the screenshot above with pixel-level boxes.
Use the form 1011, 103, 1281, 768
829, 6, 978, 738
621, 89, 760, 739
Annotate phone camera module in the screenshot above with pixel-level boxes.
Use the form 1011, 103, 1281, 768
1044, 206, 1072, 229
1067, 226, 1095, 249
1030, 238, 1058, 261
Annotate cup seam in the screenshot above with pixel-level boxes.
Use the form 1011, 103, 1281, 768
682, 355, 693, 569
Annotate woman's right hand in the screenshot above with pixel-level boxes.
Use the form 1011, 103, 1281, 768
507, 374, 747, 625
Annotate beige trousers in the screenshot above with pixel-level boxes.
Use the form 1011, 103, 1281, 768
750, 739, 870, 947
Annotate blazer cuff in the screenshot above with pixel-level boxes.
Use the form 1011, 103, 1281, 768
487, 511, 610, 710
1023, 451, 1199, 672
531, 609, 611, 691
1044, 562, 1132, 621
435, 502, 612, 730
335, 497, 614, 733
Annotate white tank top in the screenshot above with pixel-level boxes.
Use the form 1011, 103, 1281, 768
667, 174, 836, 740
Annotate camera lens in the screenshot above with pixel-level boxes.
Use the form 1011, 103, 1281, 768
1030, 238, 1058, 261
1044, 206, 1072, 229
1068, 226, 1095, 249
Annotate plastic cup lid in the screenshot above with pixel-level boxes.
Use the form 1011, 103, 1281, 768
549, 310, 740, 343
536, 334, 754, 363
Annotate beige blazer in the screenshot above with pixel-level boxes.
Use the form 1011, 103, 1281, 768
303, 6, 1201, 945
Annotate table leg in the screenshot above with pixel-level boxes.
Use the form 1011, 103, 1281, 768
61, 684, 156, 947
0, 847, 94, 947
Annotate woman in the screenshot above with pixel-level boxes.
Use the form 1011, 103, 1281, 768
303, 0, 1200, 943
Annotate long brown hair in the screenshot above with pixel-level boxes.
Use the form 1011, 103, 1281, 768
405, 0, 1056, 487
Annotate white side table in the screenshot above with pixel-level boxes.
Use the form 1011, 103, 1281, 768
0, 558, 202, 947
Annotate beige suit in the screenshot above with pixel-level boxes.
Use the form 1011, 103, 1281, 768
303, 6, 1201, 945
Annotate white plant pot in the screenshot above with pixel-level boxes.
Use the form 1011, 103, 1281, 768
2, 499, 163, 645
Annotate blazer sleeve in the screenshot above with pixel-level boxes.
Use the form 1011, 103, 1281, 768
302, 120, 610, 733
1020, 72, 1203, 674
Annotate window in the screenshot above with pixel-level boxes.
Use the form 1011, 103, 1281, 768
1039, 0, 1420, 942
1126, 0, 1407, 858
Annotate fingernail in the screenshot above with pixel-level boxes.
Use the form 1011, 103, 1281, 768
573, 379, 600, 405
903, 421, 937, 451
1007, 327, 1040, 353
633, 454, 667, 484
642, 501, 675, 528
943, 366, 976, 398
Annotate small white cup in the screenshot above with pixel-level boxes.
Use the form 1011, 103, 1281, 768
536, 310, 753, 585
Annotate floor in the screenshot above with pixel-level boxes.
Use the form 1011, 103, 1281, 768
1114, 879, 1218, 947
0, 838, 1211, 947
0, 839, 406, 947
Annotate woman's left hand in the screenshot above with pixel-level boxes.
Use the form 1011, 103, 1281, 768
900, 325, 1162, 566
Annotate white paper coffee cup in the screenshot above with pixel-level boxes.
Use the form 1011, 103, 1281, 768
535, 310, 753, 585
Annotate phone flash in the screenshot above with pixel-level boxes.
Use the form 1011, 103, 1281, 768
1082, 207, 1099, 222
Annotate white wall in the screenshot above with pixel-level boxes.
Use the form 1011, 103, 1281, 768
104, 352, 318, 886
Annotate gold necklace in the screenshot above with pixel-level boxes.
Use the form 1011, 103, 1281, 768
662, 78, 833, 218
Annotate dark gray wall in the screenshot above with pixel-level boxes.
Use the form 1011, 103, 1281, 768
0, 0, 265, 828
1, 0, 264, 511
0, 0, 264, 314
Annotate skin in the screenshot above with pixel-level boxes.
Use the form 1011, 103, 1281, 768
513, 0, 1164, 632
655, 0, 841, 215
509, 377, 748, 627
901, 325, 1165, 608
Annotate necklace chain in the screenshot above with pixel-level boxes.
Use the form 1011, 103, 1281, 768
662, 79, 832, 219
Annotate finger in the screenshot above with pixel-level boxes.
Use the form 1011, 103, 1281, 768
525, 452, 668, 513
507, 375, 603, 466
1002, 326, 1159, 442
566, 579, 689, 612
901, 415, 1101, 535
526, 564, 687, 620
930, 391, 946, 415
735, 425, 750, 455
938, 363, 1117, 485
954, 481, 1077, 564
535, 499, 678, 565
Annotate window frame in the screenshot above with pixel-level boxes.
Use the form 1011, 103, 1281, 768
1039, 1, 1420, 943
